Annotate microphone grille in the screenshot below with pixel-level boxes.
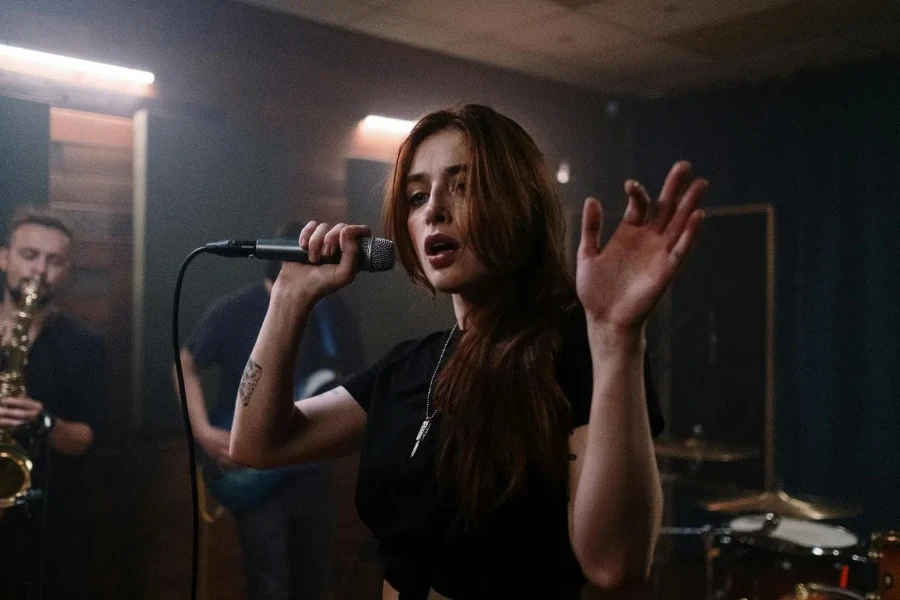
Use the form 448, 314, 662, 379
361, 237, 395, 272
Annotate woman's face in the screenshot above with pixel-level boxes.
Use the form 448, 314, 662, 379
405, 129, 491, 295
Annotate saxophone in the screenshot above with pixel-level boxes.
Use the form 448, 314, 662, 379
0, 278, 41, 509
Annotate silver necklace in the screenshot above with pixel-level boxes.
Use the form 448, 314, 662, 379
410, 323, 458, 458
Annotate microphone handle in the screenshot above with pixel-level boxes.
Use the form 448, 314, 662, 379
203, 237, 392, 272
255, 238, 344, 264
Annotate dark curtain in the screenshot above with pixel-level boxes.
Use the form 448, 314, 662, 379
629, 59, 900, 537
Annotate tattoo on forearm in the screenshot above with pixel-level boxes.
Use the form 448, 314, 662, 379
238, 359, 262, 407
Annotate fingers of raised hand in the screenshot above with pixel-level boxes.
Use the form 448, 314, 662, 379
654, 162, 692, 230
623, 180, 653, 225
664, 177, 708, 249
656, 161, 693, 229
669, 209, 705, 266
579, 197, 604, 258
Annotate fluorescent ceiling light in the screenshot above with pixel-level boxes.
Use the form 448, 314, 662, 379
361, 115, 415, 134
0, 43, 154, 85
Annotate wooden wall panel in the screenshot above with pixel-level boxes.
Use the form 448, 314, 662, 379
49, 107, 135, 437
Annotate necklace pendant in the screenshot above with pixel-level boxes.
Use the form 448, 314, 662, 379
410, 417, 432, 458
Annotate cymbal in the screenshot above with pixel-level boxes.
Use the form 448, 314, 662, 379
654, 438, 760, 462
700, 490, 862, 520
659, 471, 743, 494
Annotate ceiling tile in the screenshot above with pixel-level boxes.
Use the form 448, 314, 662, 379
347, 7, 460, 51
232, 0, 900, 96
587, 39, 717, 74
440, 36, 579, 85
235, 0, 371, 27
492, 11, 642, 62
662, 0, 890, 58
575, 39, 740, 94
391, 0, 566, 35
584, 0, 799, 37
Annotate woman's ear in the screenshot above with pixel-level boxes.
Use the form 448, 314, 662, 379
0, 246, 9, 272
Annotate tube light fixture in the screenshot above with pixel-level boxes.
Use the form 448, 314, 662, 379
361, 115, 415, 134
0, 43, 154, 92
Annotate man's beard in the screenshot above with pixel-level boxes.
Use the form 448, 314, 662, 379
7, 281, 55, 307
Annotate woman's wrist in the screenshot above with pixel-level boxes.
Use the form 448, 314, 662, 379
270, 279, 319, 312
585, 317, 646, 357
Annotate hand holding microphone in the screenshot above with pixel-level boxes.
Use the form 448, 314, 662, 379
206, 221, 394, 301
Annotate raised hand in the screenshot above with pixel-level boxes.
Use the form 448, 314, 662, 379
576, 161, 707, 333
275, 222, 371, 301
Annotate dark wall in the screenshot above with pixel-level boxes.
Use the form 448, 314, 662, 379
0, 95, 49, 233
628, 59, 900, 537
133, 109, 294, 432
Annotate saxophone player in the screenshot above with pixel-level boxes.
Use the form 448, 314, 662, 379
0, 205, 107, 600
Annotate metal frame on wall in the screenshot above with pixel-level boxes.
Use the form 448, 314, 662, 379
701, 204, 776, 490
656, 203, 776, 491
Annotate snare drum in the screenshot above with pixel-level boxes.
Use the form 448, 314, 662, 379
710, 514, 863, 600
778, 583, 865, 600
870, 531, 899, 600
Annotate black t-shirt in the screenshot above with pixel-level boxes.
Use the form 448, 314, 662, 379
24, 313, 107, 532
0, 314, 107, 599
187, 283, 364, 428
343, 307, 663, 599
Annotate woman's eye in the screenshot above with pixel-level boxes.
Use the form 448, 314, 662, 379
454, 182, 467, 194
409, 192, 427, 207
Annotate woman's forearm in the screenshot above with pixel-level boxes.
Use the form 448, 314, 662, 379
229, 282, 316, 467
572, 321, 663, 586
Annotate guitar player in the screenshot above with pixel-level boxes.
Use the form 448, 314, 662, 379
177, 221, 364, 600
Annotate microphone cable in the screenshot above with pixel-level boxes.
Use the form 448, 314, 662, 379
171, 246, 211, 600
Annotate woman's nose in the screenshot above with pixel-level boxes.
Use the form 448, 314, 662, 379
424, 192, 451, 225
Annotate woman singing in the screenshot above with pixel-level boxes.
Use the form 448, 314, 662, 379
230, 104, 707, 598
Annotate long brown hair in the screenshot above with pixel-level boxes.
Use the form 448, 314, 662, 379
383, 104, 577, 525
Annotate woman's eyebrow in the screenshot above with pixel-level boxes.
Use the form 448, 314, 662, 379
407, 164, 466, 186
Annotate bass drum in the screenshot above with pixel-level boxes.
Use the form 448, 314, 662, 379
870, 531, 899, 600
710, 514, 865, 600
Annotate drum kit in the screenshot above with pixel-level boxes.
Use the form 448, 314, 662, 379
655, 436, 897, 600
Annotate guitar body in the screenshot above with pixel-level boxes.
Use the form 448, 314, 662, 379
203, 462, 293, 511
202, 368, 339, 511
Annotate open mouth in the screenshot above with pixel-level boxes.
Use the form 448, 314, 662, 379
425, 233, 461, 268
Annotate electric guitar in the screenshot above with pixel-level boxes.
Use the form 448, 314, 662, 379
201, 369, 337, 511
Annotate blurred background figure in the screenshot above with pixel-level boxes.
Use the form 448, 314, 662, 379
178, 220, 364, 600
0, 205, 107, 600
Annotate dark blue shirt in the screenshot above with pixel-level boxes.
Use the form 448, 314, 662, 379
187, 282, 363, 428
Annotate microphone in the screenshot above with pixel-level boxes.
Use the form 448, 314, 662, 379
204, 237, 394, 272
